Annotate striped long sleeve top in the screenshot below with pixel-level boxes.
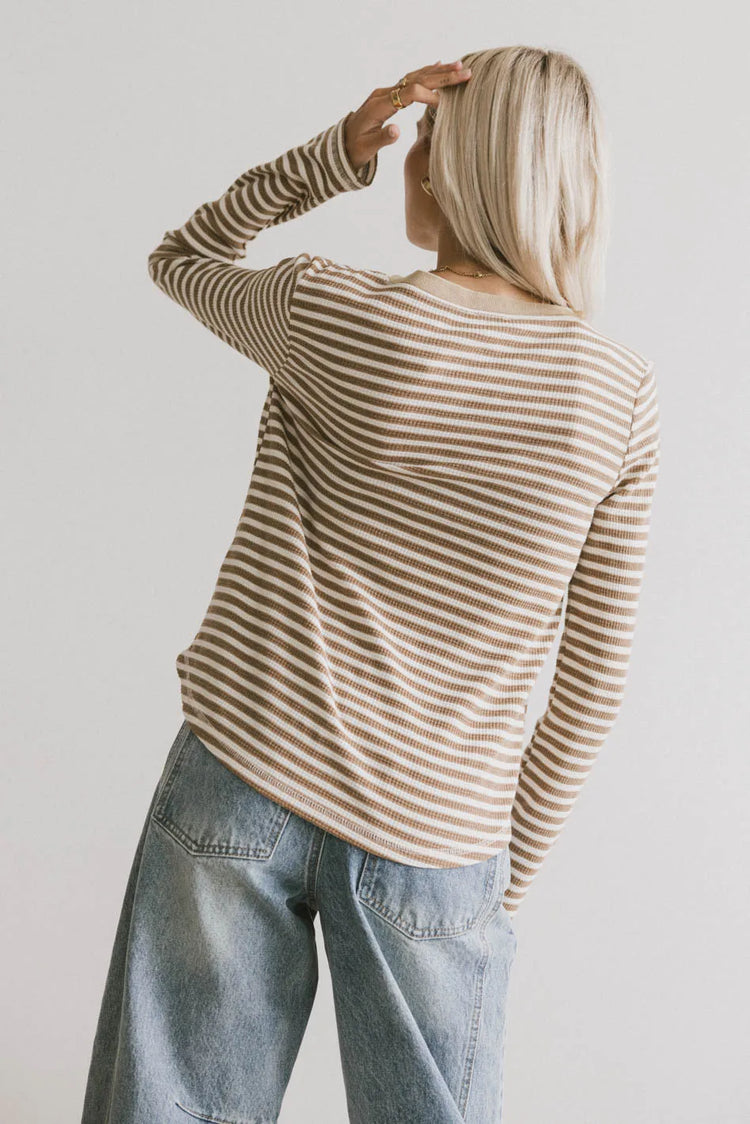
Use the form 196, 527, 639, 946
148, 110, 661, 917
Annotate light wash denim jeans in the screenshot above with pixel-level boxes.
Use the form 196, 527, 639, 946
82, 720, 518, 1124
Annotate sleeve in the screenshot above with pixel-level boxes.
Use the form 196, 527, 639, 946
503, 361, 661, 918
147, 111, 378, 377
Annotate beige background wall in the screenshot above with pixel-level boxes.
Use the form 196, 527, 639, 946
2, 1, 748, 1120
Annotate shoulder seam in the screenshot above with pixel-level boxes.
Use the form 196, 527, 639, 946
279, 252, 318, 376
616, 359, 653, 484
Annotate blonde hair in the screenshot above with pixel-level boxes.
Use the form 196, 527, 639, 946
426, 46, 609, 318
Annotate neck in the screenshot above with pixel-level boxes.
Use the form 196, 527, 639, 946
434, 221, 544, 304
434, 223, 483, 273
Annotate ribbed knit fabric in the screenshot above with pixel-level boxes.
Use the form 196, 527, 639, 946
148, 111, 661, 916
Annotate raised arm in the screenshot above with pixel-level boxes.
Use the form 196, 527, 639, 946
504, 361, 661, 918
147, 112, 377, 375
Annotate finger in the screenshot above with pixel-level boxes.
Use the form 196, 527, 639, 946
401, 59, 468, 86
378, 121, 403, 146
398, 65, 472, 104
346, 105, 405, 155
422, 63, 472, 90
371, 63, 468, 105
377, 72, 471, 121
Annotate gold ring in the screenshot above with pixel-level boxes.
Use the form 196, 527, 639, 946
390, 75, 408, 110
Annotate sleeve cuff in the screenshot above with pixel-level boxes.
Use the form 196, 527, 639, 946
331, 112, 379, 189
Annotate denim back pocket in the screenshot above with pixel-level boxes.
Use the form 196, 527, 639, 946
152, 726, 290, 860
356, 847, 504, 940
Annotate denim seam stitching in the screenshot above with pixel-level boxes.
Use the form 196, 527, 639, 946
357, 852, 499, 940
102, 729, 190, 1124
152, 733, 291, 859
457, 852, 504, 1115
152, 732, 192, 822
174, 1098, 275, 1124
308, 830, 328, 909
151, 812, 290, 860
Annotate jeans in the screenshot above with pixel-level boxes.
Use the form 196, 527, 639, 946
81, 720, 518, 1124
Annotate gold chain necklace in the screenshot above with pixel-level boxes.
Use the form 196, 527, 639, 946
431, 264, 552, 305
431, 265, 493, 278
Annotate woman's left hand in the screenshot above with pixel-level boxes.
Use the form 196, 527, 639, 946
343, 58, 473, 173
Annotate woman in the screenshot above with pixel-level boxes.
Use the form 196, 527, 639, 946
82, 47, 660, 1124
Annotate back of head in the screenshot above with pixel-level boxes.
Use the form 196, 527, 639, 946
426, 46, 609, 319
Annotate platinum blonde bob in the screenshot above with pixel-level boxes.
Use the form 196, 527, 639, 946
426, 46, 610, 319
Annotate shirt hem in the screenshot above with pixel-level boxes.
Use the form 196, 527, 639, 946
176, 677, 512, 869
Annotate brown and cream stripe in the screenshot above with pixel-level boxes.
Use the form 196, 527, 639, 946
147, 112, 660, 917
